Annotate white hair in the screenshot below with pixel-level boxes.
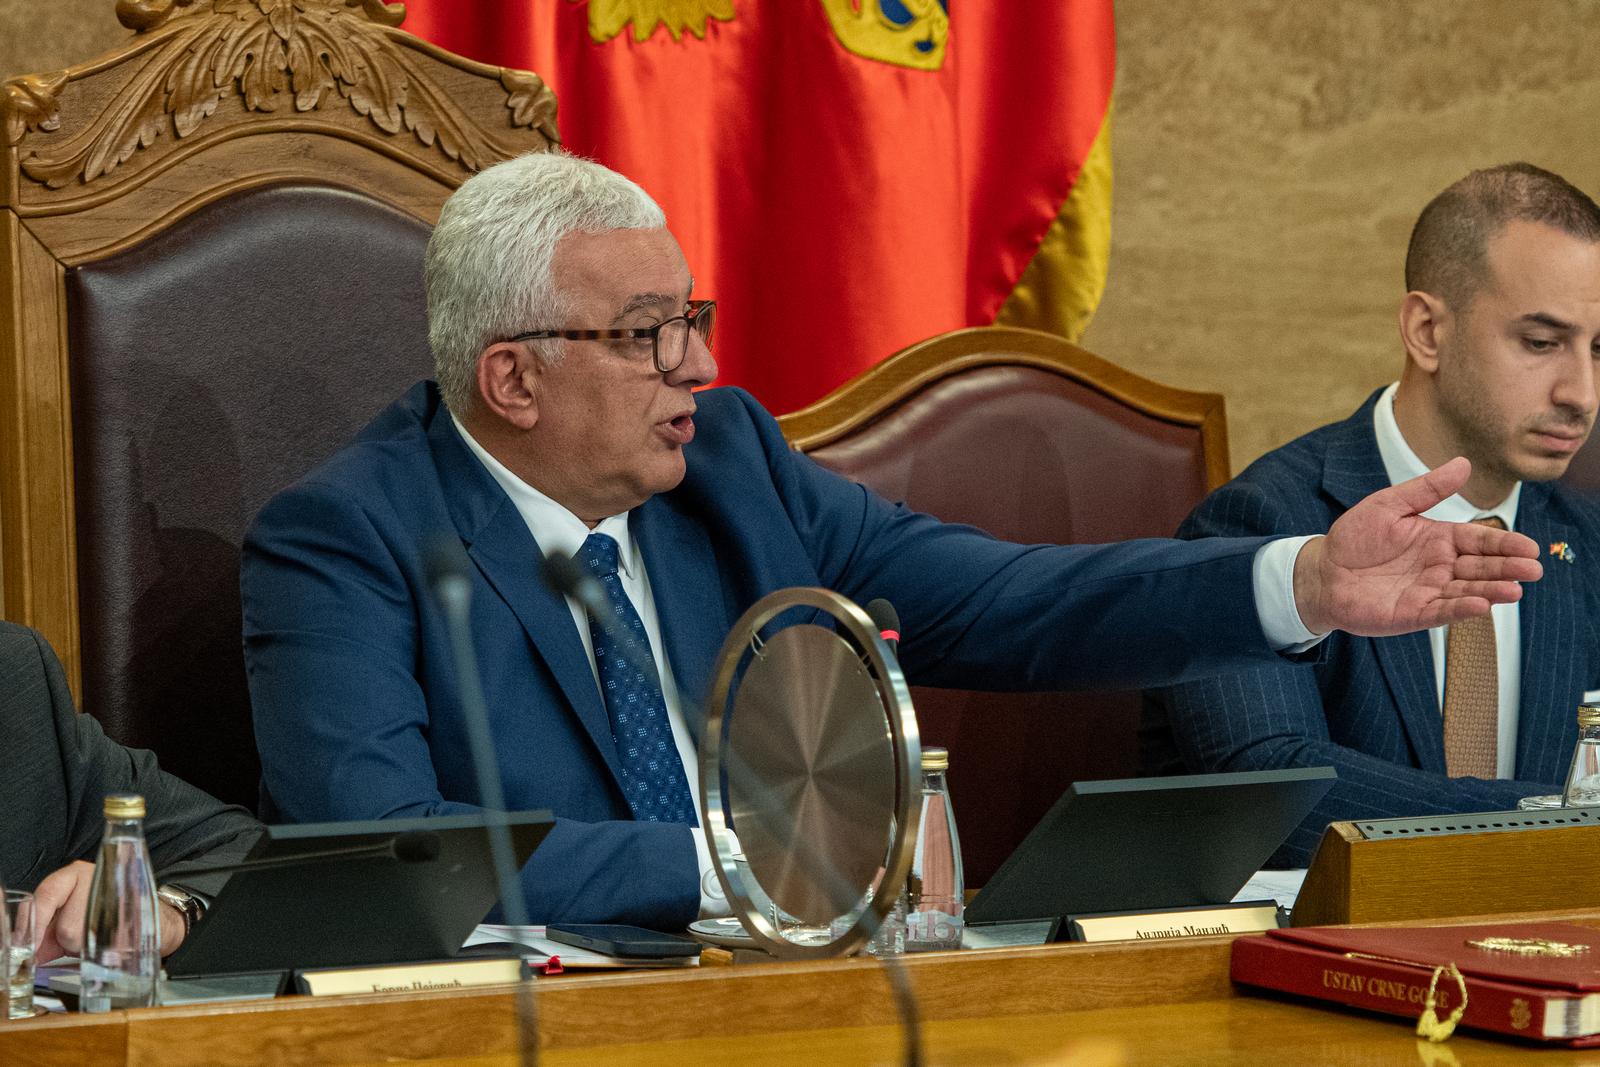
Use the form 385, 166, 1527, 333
425, 151, 666, 412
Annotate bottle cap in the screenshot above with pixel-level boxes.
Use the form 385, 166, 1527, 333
921, 746, 949, 772
103, 793, 146, 819
1581, 705, 1600, 728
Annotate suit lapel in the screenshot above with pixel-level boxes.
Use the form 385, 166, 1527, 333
1323, 395, 1449, 772
428, 410, 626, 790
1512, 485, 1579, 781
634, 493, 728, 745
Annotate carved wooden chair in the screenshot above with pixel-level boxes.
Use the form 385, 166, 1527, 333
0, 0, 557, 807
778, 325, 1230, 886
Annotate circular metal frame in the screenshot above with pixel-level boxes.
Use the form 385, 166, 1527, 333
700, 587, 921, 959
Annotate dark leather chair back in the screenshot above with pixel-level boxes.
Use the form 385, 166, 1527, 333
778, 326, 1230, 885
1, 1, 558, 807
65, 187, 435, 804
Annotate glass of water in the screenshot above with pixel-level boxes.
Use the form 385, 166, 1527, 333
4, 890, 34, 1019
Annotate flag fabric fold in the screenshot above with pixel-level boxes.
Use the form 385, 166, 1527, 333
403, 0, 1115, 414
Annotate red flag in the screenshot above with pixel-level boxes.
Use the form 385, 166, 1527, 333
402, 1, 1114, 414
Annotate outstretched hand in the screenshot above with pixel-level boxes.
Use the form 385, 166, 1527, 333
1293, 456, 1543, 637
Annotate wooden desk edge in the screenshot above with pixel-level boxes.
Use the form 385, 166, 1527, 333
7, 908, 1600, 1066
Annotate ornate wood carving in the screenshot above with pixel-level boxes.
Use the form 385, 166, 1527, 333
1, 72, 67, 147
0, 1, 558, 705
0, 0, 558, 188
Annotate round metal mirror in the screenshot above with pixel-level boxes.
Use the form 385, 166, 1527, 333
699, 587, 921, 959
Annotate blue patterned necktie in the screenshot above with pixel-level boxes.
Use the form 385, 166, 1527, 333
577, 533, 698, 825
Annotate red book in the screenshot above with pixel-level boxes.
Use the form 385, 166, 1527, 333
1231, 922, 1600, 1045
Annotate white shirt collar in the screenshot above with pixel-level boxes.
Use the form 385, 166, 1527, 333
1372, 382, 1521, 528
450, 413, 636, 576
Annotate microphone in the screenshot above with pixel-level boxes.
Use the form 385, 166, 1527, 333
543, 550, 611, 621
424, 534, 539, 1067
865, 598, 901, 656
542, 549, 663, 683
543, 548, 665, 676
862, 597, 922, 1066
159, 831, 440, 882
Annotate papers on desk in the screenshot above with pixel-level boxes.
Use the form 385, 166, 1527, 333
1230, 868, 1307, 913
464, 924, 699, 969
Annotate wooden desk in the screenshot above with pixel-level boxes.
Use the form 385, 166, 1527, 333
6, 913, 1600, 1066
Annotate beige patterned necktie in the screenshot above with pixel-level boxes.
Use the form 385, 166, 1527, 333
1442, 516, 1505, 778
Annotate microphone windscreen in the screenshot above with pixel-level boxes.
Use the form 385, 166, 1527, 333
393, 830, 442, 863
865, 598, 901, 640
423, 534, 473, 593
542, 550, 588, 600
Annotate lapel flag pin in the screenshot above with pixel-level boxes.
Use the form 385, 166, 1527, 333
1550, 541, 1576, 564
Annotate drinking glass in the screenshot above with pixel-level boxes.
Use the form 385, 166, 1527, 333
4, 890, 35, 1019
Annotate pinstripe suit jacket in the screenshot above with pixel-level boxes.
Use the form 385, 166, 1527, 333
1144, 391, 1600, 865
0, 621, 261, 896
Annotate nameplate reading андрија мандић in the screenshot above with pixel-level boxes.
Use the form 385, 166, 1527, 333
1065, 901, 1281, 943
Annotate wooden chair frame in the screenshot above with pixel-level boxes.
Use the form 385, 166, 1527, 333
0, 0, 558, 696
778, 324, 1231, 493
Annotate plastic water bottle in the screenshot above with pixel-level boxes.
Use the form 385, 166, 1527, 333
81, 794, 160, 1012
905, 746, 964, 951
1562, 705, 1600, 806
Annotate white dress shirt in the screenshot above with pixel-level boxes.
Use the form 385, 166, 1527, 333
1372, 383, 1522, 777
453, 416, 731, 917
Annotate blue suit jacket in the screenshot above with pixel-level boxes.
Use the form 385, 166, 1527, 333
1145, 390, 1600, 864
244, 381, 1288, 926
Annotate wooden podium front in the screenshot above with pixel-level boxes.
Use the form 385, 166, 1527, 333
1294, 812, 1600, 927
10, 912, 1600, 1065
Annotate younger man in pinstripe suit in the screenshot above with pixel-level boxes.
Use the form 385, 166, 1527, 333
1146, 164, 1600, 864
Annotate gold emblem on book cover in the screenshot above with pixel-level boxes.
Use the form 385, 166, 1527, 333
1466, 936, 1591, 958
1417, 962, 1469, 1043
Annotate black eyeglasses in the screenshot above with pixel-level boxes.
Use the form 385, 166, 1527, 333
508, 300, 716, 374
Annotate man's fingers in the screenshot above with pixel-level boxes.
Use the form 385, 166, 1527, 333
1441, 579, 1526, 605
30, 868, 75, 952
32, 861, 94, 960
1420, 595, 1495, 628
1385, 456, 1472, 516
1455, 522, 1540, 559
37, 935, 64, 967
1451, 554, 1544, 583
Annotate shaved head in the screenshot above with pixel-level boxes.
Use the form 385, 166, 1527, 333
1405, 163, 1600, 311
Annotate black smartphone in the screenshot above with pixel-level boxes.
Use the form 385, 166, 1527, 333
544, 923, 703, 959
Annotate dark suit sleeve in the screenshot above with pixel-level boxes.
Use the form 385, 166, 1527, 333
243, 481, 698, 929
728, 389, 1285, 693
1155, 477, 1546, 865
23, 627, 262, 897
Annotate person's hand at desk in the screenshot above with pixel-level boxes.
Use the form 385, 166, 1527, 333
30, 860, 187, 962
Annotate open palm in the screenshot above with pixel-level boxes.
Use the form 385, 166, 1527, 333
1296, 457, 1543, 637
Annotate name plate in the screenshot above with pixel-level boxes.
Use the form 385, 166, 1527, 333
296, 957, 528, 996
1066, 900, 1281, 943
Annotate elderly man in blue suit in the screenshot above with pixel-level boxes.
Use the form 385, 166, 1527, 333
1147, 163, 1600, 865
243, 152, 1542, 928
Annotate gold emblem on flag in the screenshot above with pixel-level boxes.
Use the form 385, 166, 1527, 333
820, 0, 949, 71
579, 0, 736, 43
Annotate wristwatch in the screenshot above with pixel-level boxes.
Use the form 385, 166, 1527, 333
156, 884, 207, 940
